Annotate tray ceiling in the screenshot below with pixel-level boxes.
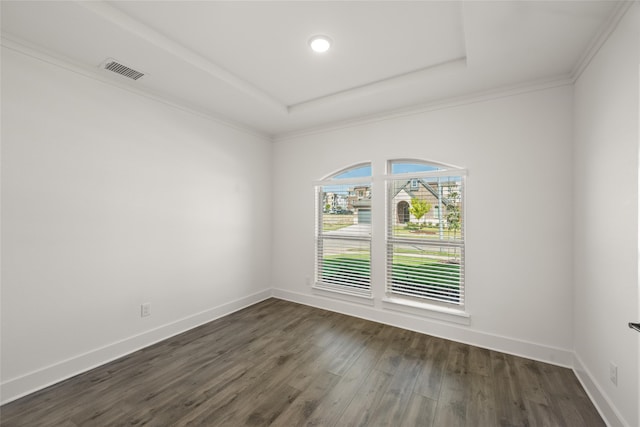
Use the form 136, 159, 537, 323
0, 1, 624, 137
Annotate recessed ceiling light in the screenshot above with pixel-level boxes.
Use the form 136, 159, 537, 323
309, 35, 332, 53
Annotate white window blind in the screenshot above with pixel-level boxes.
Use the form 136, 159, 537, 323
317, 237, 371, 292
315, 165, 372, 296
388, 244, 463, 303
386, 163, 465, 306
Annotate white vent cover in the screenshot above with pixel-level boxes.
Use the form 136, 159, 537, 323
101, 58, 144, 81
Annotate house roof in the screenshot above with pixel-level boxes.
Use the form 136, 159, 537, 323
392, 179, 454, 206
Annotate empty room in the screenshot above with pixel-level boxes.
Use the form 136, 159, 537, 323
1, 1, 639, 426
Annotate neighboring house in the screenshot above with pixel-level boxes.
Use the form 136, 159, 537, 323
391, 178, 459, 226
323, 180, 459, 226
323, 192, 348, 212
349, 186, 371, 224
322, 185, 371, 223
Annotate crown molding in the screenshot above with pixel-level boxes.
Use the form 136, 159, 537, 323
75, 0, 287, 115
569, 0, 634, 83
1, 32, 574, 143
274, 75, 573, 142
0, 32, 271, 141
5, 0, 625, 143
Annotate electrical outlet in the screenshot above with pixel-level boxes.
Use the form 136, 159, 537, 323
141, 303, 151, 318
609, 362, 617, 386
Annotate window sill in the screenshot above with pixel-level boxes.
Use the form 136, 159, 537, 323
382, 297, 470, 325
312, 283, 374, 306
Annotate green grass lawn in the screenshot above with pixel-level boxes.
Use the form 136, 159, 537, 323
322, 223, 352, 232
321, 256, 370, 288
320, 254, 461, 303
322, 214, 355, 232
393, 225, 461, 240
393, 247, 458, 257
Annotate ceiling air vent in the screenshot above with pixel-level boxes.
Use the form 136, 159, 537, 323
101, 59, 145, 81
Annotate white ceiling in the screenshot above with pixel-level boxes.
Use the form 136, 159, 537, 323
0, 1, 624, 138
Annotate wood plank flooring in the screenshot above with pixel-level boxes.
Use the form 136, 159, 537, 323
1, 298, 604, 426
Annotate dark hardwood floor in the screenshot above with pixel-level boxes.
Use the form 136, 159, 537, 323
1, 298, 604, 426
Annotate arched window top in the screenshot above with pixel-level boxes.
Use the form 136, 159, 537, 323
323, 163, 371, 181
390, 161, 441, 175
314, 158, 466, 309
388, 159, 464, 176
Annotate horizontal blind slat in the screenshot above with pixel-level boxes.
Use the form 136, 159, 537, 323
387, 239, 463, 305
318, 236, 371, 292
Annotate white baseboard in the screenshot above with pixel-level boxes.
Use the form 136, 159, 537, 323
573, 353, 629, 427
0, 289, 272, 405
271, 288, 574, 368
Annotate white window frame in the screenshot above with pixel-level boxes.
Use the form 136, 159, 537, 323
384, 161, 467, 316
312, 160, 469, 323
314, 167, 372, 299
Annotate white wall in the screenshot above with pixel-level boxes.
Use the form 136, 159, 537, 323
573, 4, 639, 427
0, 47, 272, 403
272, 85, 575, 364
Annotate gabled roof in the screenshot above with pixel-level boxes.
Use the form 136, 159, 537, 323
392, 179, 453, 205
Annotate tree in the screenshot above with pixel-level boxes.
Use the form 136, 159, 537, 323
445, 191, 461, 236
409, 198, 431, 227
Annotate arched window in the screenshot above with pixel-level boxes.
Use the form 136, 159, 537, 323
314, 159, 466, 310
387, 160, 465, 306
314, 163, 372, 295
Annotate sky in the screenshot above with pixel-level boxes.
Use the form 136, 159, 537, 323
324, 163, 450, 195
332, 162, 440, 180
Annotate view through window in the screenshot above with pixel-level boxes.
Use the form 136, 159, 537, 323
387, 161, 465, 306
315, 164, 372, 295
314, 160, 465, 308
